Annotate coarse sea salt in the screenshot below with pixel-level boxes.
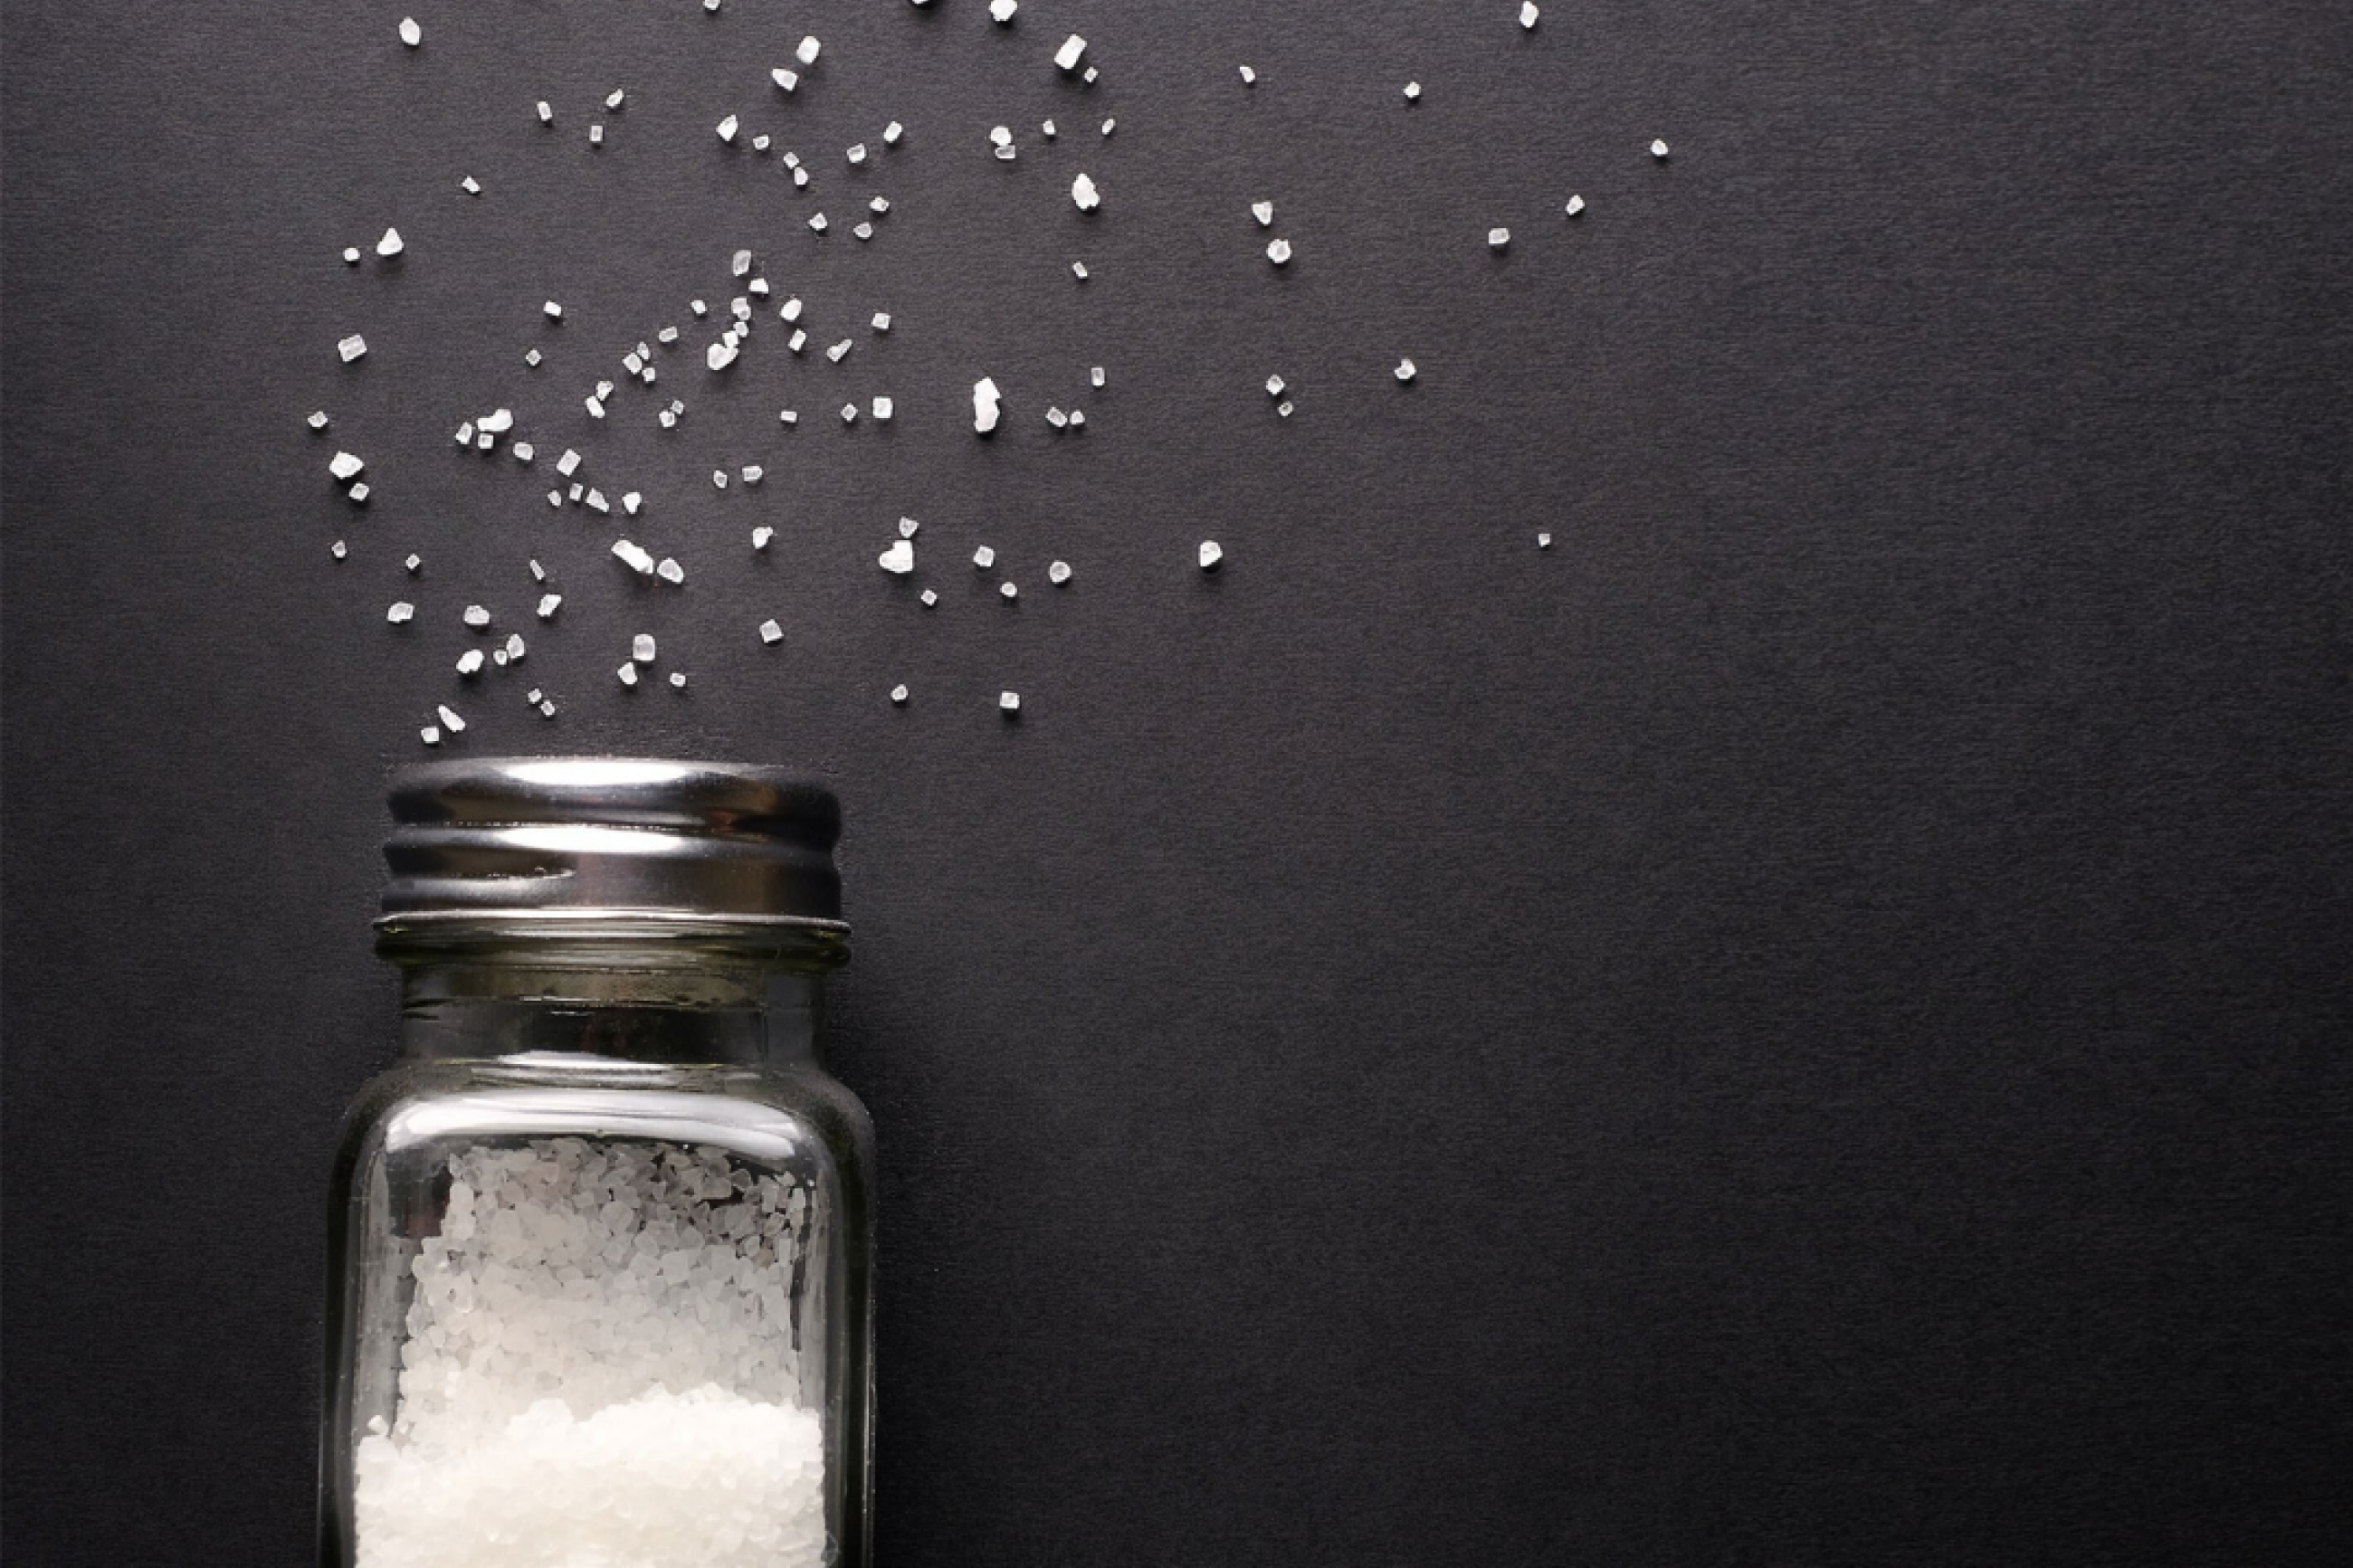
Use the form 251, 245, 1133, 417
348, 1142, 826, 1568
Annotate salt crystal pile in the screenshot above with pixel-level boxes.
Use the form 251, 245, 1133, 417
353, 1139, 828, 1567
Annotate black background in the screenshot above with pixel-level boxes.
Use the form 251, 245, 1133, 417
5, 1, 2351, 1563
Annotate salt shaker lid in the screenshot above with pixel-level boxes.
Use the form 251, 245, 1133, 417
378, 756, 844, 929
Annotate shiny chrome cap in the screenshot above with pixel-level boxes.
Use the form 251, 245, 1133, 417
378, 757, 844, 932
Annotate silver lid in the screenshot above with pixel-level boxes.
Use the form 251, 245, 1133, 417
378, 757, 844, 929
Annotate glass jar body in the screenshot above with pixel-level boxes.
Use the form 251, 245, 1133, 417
319, 935, 872, 1568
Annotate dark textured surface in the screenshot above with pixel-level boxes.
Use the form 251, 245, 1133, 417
6, 1, 2352, 1563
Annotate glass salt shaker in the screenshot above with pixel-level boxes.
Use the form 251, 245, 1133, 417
319, 758, 874, 1568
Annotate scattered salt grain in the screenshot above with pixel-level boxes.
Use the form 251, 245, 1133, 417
884, 122, 903, 146
462, 604, 491, 629
1489, 227, 1510, 250
616, 663, 638, 688
1565, 194, 1586, 216
919, 588, 938, 606
1538, 531, 1553, 548
1239, 65, 1257, 85
1266, 238, 1292, 265
809, 213, 829, 233
1396, 358, 1417, 383
1405, 81, 1422, 101
544, 300, 564, 321
716, 114, 739, 144
1049, 560, 1072, 584
1198, 540, 1224, 571
1520, 2, 1540, 28
878, 541, 914, 575
386, 602, 414, 624
669, 671, 687, 689
1071, 261, 1089, 280
752, 527, 773, 550
1265, 375, 1286, 396
1055, 35, 1088, 71
455, 650, 484, 676
330, 539, 348, 559
656, 558, 685, 584
872, 397, 893, 420
841, 403, 859, 423
1091, 366, 1106, 387
329, 451, 366, 481
631, 633, 656, 663
611, 539, 655, 575
405, 553, 422, 574
588, 124, 603, 147
1072, 172, 1100, 211
398, 17, 421, 48
1252, 200, 1273, 227
461, 176, 480, 195
537, 594, 562, 619
973, 546, 996, 569
759, 618, 784, 644
1000, 690, 1021, 713
436, 705, 465, 733
827, 338, 853, 363
537, 100, 553, 125
973, 377, 1002, 434
343, 247, 361, 265
338, 334, 368, 363
376, 227, 404, 259
797, 35, 822, 65
872, 312, 891, 333
419, 726, 440, 746
1000, 581, 1018, 601
1652, 138, 1671, 159
891, 684, 910, 705
846, 144, 867, 165
708, 340, 739, 371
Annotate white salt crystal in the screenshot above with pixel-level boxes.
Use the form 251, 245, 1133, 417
1072, 172, 1100, 211
376, 226, 404, 258
1239, 65, 1256, 84
1488, 227, 1510, 250
330, 539, 347, 559
1264, 375, 1286, 396
544, 300, 564, 320
656, 557, 685, 584
398, 16, 421, 48
840, 402, 858, 423
419, 726, 439, 746
1000, 581, 1018, 601
1000, 690, 1022, 713
537, 594, 562, 619
1520, 2, 1540, 28
752, 527, 774, 550
1538, 531, 1553, 548
343, 247, 360, 264
708, 340, 739, 371
556, 450, 581, 477
919, 588, 937, 606
1055, 35, 1087, 71
607, 89, 625, 110
872, 396, 893, 421
1565, 194, 1586, 216
973, 546, 996, 569
891, 683, 909, 705
808, 213, 828, 233
1091, 366, 1106, 387
616, 662, 638, 688
669, 671, 688, 689
588, 123, 603, 146
872, 311, 891, 332
348, 481, 370, 502
537, 100, 553, 125
1405, 81, 1422, 101
1396, 358, 1417, 383
1252, 200, 1273, 227
846, 144, 867, 165
405, 553, 422, 574
1071, 261, 1089, 280
456, 650, 484, 676
1266, 238, 1291, 265
436, 704, 465, 733
307, 410, 329, 431
1199, 540, 1224, 570
716, 114, 739, 144
1049, 560, 1072, 584
1046, 407, 1068, 429
797, 35, 822, 64
758, 618, 784, 644
1652, 138, 1671, 159
386, 602, 414, 623
973, 377, 1001, 434
742, 465, 764, 485
338, 334, 367, 363
989, 125, 1014, 148
772, 68, 798, 92
462, 604, 491, 629
329, 451, 366, 480
633, 633, 657, 663
827, 338, 853, 363
884, 121, 903, 146
611, 539, 655, 575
